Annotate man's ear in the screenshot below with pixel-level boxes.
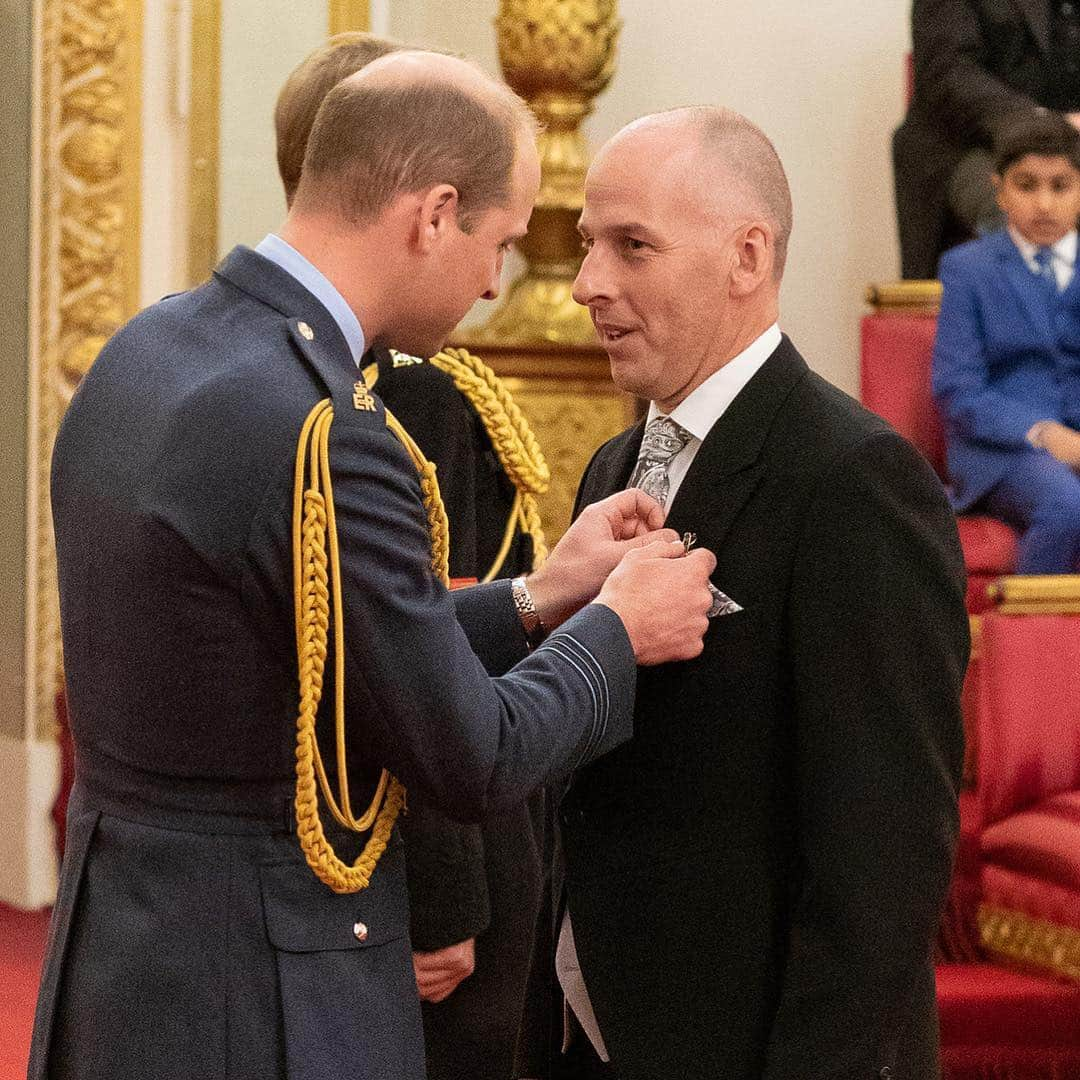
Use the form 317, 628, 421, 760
729, 222, 773, 297
991, 171, 1006, 212
415, 184, 460, 253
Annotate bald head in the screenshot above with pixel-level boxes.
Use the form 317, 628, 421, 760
294, 49, 538, 231
601, 106, 793, 279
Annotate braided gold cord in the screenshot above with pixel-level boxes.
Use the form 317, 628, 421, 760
428, 347, 549, 571
292, 398, 449, 893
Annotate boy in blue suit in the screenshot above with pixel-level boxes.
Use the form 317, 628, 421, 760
933, 112, 1080, 573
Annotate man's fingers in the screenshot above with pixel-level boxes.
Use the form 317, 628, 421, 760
594, 489, 666, 538
622, 538, 687, 561
623, 528, 680, 551
420, 979, 458, 1003
686, 545, 718, 575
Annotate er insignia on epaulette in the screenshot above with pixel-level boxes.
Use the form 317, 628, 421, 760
353, 381, 376, 411
390, 350, 424, 368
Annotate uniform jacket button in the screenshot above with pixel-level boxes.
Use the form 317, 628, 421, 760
353, 921, 368, 942
880, 1067, 893, 1080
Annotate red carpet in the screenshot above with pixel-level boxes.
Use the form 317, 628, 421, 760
0, 904, 49, 1080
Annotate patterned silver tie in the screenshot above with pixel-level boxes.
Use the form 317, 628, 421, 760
627, 416, 692, 508
628, 416, 742, 617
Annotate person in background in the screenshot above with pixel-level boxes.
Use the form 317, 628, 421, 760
275, 33, 552, 1080
894, 0, 1080, 278
933, 110, 1080, 573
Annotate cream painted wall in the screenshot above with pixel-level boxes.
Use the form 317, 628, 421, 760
391, 0, 912, 395
218, 1, 330, 254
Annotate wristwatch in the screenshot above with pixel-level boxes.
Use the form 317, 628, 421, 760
510, 576, 547, 649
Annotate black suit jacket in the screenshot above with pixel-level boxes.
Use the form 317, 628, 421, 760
366, 346, 546, 1080
548, 337, 968, 1080
30, 246, 637, 1080
894, 0, 1068, 277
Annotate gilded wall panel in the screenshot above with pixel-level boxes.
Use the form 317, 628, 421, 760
31, 0, 141, 739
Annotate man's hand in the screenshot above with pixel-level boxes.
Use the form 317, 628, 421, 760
526, 489, 679, 629
596, 539, 716, 665
413, 938, 476, 1003
1030, 420, 1080, 468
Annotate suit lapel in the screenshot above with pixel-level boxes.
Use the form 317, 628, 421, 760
663, 337, 809, 551
584, 420, 646, 503
995, 231, 1055, 343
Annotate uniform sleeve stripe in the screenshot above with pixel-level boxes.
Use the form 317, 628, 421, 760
552, 634, 609, 721
541, 642, 600, 751
545, 632, 610, 766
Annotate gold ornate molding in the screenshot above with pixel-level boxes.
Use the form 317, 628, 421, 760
188, 0, 220, 286
328, 0, 370, 34
987, 574, 1080, 614
864, 280, 942, 313
978, 904, 1080, 983
30, 0, 142, 738
469, 0, 621, 345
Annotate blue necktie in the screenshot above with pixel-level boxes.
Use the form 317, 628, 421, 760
1035, 246, 1059, 294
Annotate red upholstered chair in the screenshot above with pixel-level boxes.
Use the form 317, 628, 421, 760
861, 285, 1018, 613
937, 584, 1080, 1079
974, 603, 1080, 967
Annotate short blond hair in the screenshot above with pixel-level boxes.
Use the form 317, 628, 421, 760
295, 62, 537, 232
274, 32, 404, 207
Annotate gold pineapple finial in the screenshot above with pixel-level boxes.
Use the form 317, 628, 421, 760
470, 0, 621, 345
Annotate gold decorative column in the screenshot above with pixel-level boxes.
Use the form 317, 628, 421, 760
31, 0, 142, 740
479, 0, 620, 345
456, 1, 635, 541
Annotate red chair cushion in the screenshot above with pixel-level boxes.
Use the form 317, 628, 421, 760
977, 615, 1080, 826
956, 516, 1018, 575
982, 792, 1080, 898
937, 963, 1080, 1048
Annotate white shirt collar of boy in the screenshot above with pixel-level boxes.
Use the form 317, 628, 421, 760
1008, 225, 1077, 292
255, 234, 366, 367
643, 322, 782, 504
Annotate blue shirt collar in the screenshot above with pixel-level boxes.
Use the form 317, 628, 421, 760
255, 234, 366, 367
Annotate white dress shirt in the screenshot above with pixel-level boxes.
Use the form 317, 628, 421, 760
1007, 226, 1077, 293
556, 321, 783, 1062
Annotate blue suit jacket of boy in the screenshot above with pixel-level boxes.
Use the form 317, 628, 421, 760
932, 228, 1080, 510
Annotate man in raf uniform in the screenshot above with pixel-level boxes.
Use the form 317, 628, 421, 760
277, 35, 552, 1080
30, 51, 716, 1080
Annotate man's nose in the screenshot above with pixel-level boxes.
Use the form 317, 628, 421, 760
572, 248, 605, 307
482, 256, 504, 302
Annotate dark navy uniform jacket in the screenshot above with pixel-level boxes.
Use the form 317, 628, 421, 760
29, 246, 635, 1080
